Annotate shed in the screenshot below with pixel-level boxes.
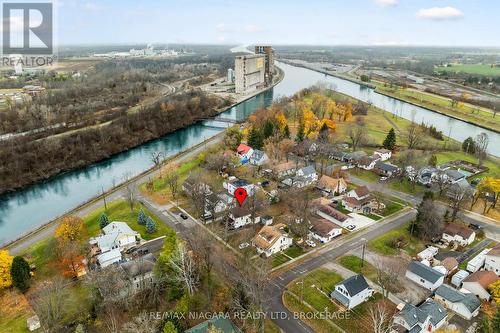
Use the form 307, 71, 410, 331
451, 270, 470, 288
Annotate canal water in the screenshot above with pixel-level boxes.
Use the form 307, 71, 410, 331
0, 62, 498, 245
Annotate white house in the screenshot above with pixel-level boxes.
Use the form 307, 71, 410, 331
374, 148, 392, 161
451, 270, 470, 288
309, 217, 342, 243
442, 223, 476, 246
357, 155, 380, 170
315, 204, 352, 228
253, 223, 292, 257
434, 284, 480, 320
296, 165, 318, 182
229, 206, 259, 229
205, 193, 234, 216
467, 248, 490, 273
392, 299, 447, 333
249, 149, 269, 166
461, 270, 500, 301
90, 221, 139, 253
484, 244, 500, 274
97, 248, 122, 268
273, 161, 297, 178
236, 143, 253, 161
406, 261, 445, 291
330, 274, 374, 309
223, 177, 255, 196
346, 186, 370, 201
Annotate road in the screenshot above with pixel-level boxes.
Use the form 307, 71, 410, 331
265, 208, 417, 333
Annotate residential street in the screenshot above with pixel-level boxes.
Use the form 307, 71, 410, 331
264, 208, 417, 333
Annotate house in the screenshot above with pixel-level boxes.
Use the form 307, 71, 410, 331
467, 248, 490, 272
316, 204, 352, 227
249, 149, 269, 166
229, 206, 259, 229
445, 169, 465, 184
261, 215, 273, 225
205, 193, 234, 216
374, 148, 392, 161
330, 150, 347, 161
461, 270, 500, 300
309, 217, 342, 243
119, 253, 156, 295
253, 223, 292, 257
434, 284, 480, 320
273, 161, 297, 178
417, 246, 439, 261
451, 270, 470, 288
374, 161, 400, 177
357, 155, 380, 170
90, 222, 139, 253
442, 223, 475, 246
392, 299, 447, 333
418, 166, 439, 185
223, 177, 254, 196
346, 186, 370, 201
343, 151, 367, 163
406, 261, 445, 291
185, 316, 241, 333
484, 244, 500, 274
296, 165, 318, 181
236, 143, 253, 161
97, 248, 122, 268
316, 175, 348, 195
330, 274, 374, 309
182, 176, 212, 195
446, 178, 473, 199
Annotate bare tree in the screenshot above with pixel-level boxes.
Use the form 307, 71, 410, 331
122, 312, 158, 333
125, 183, 136, 211
374, 258, 404, 297
474, 132, 489, 166
413, 199, 444, 240
434, 169, 451, 197
30, 277, 69, 332
348, 117, 367, 152
165, 171, 179, 199
448, 185, 473, 222
405, 122, 423, 149
150, 151, 164, 178
368, 302, 395, 333
169, 242, 199, 295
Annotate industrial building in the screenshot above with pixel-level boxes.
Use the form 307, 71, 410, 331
255, 45, 275, 84
234, 54, 266, 94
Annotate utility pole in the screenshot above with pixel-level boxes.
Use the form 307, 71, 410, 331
102, 186, 107, 211
361, 242, 366, 268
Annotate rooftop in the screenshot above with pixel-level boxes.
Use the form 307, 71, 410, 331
443, 223, 475, 239
407, 261, 444, 283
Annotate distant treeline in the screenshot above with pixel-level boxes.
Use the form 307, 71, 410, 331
0, 91, 231, 194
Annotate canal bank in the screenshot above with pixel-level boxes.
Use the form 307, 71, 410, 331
1, 61, 498, 246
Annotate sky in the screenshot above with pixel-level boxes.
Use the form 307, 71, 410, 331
42, 0, 500, 46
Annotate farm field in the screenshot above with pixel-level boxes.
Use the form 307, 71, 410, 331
436, 64, 500, 77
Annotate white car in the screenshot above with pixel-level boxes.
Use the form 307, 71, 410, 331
380, 176, 388, 181
238, 242, 250, 250
346, 225, 356, 230
305, 240, 317, 248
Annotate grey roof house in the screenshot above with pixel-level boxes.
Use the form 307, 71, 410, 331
405, 261, 445, 291
434, 284, 480, 320
392, 299, 447, 333
330, 274, 374, 309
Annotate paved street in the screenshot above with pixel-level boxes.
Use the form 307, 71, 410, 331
264, 208, 417, 333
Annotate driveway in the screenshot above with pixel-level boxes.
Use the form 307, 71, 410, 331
347, 213, 377, 231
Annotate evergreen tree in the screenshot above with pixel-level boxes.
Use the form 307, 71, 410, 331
428, 154, 437, 167
10, 256, 31, 292
247, 127, 264, 149
383, 128, 396, 150
146, 216, 157, 234
99, 213, 110, 229
163, 322, 178, 333
283, 124, 291, 139
262, 120, 274, 139
138, 208, 147, 225
462, 137, 476, 154
295, 122, 305, 142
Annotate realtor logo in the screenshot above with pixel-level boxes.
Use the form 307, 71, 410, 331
2, 2, 53, 55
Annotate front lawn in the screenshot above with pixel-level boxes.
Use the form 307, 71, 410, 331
83, 199, 173, 240
338, 255, 378, 282
284, 245, 306, 258
368, 223, 425, 256
381, 201, 405, 217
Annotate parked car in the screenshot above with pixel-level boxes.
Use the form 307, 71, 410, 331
239, 242, 250, 250
379, 176, 388, 181
346, 225, 356, 230
469, 223, 482, 230
179, 213, 188, 220
305, 240, 316, 248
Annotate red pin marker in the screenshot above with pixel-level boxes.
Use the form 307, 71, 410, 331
234, 187, 248, 206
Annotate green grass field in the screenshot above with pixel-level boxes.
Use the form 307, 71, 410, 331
368, 222, 425, 256
436, 64, 500, 77
338, 255, 378, 282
